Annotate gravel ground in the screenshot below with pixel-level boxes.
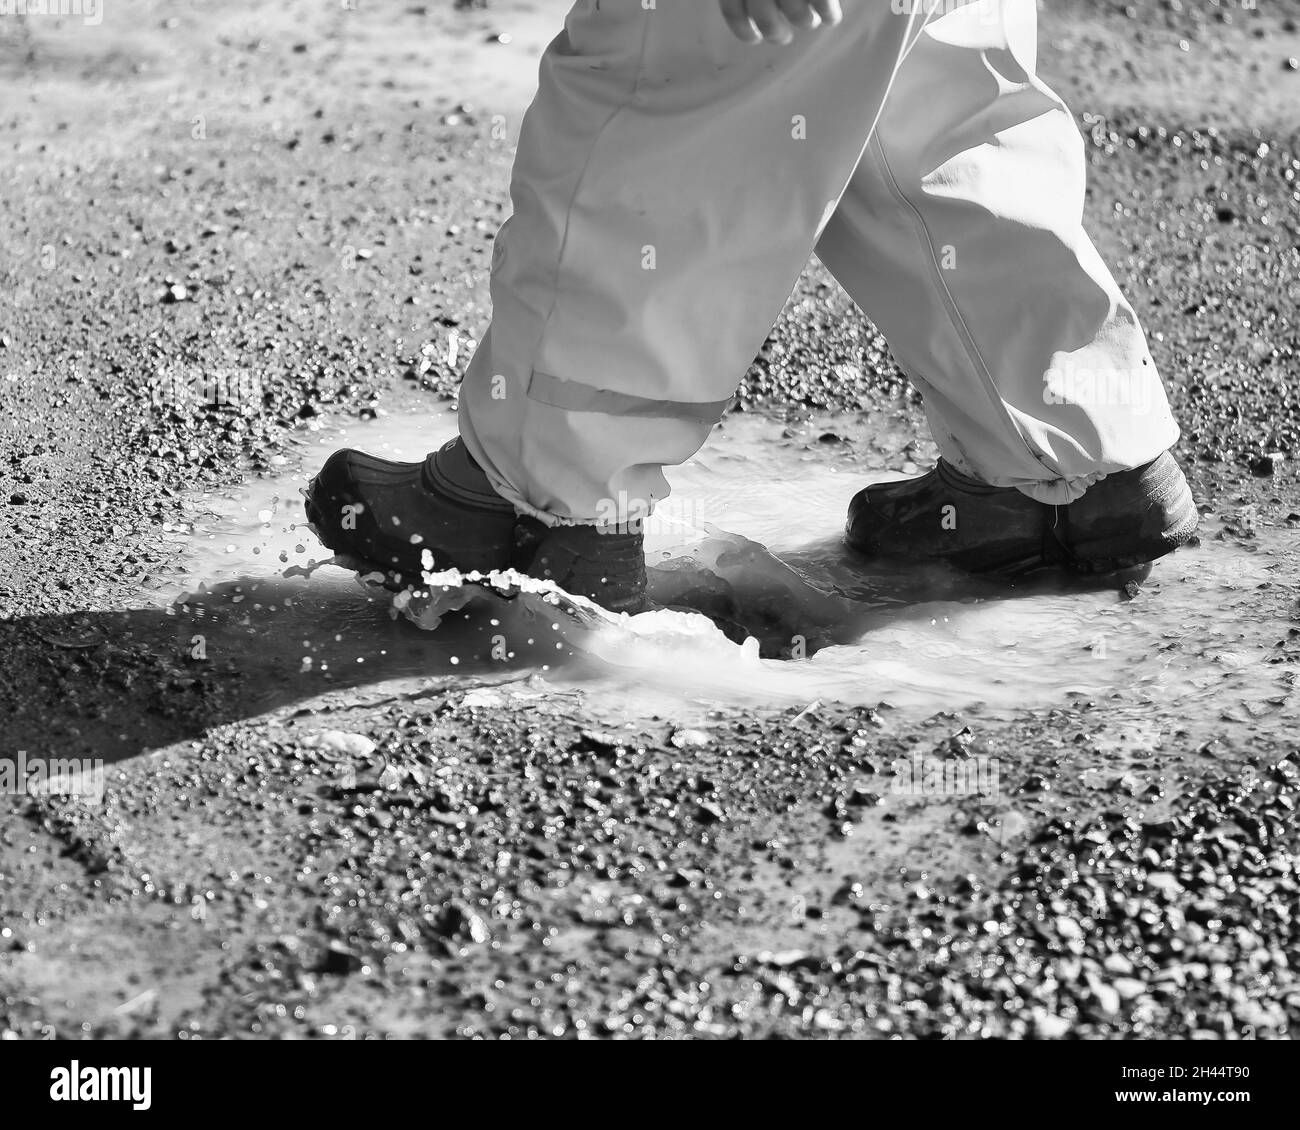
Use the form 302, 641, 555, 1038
1, 0, 1299, 1039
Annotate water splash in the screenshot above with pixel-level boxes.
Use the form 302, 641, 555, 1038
160, 402, 1300, 723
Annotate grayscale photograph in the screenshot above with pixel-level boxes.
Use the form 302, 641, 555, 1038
0, 0, 1296, 1091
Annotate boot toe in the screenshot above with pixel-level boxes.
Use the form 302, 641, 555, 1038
306, 449, 514, 579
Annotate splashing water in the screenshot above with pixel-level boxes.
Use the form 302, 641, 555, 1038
160, 401, 1299, 724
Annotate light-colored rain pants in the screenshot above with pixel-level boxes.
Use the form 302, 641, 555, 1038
457, 0, 1179, 525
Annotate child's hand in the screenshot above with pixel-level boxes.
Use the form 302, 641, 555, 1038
718, 0, 843, 45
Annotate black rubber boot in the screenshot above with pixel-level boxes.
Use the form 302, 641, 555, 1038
511, 517, 647, 615
306, 438, 647, 612
305, 438, 516, 583
846, 452, 1199, 575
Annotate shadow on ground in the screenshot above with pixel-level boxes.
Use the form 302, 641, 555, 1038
1, 546, 1152, 768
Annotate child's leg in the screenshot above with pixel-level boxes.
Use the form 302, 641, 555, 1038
457, 0, 926, 526
815, 0, 1179, 504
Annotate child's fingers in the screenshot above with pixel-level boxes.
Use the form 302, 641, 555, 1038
809, 0, 844, 28
718, 0, 762, 43
744, 0, 796, 43
777, 0, 819, 30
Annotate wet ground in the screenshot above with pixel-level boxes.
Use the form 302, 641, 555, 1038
2, 0, 1300, 1038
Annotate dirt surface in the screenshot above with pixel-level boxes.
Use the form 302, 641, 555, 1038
2, 0, 1300, 1039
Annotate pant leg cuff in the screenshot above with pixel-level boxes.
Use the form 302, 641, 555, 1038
1014, 471, 1108, 505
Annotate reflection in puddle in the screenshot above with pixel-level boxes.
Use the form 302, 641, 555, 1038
158, 405, 1299, 722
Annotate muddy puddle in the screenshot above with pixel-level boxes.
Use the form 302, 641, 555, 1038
152, 401, 1299, 726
